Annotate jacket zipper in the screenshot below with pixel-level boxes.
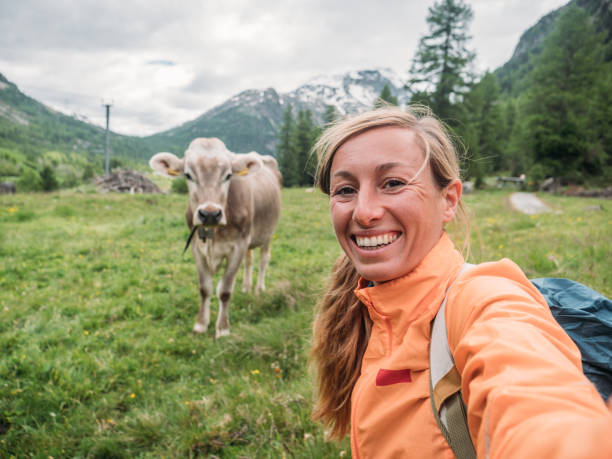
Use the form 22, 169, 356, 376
351, 318, 393, 458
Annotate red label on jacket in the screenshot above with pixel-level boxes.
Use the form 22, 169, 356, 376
376, 368, 412, 386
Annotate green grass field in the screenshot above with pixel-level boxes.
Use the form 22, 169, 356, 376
0, 187, 610, 457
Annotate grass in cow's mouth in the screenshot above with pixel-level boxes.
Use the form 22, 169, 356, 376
183, 225, 198, 254
183, 226, 216, 254
0, 187, 608, 457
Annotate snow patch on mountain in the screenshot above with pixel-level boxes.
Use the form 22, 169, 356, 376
279, 68, 409, 121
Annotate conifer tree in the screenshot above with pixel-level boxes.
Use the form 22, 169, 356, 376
40, 165, 58, 191
461, 72, 504, 178
409, 0, 476, 122
523, 4, 608, 182
277, 104, 297, 186
323, 105, 338, 125
374, 84, 399, 108
292, 109, 318, 186
502, 99, 530, 176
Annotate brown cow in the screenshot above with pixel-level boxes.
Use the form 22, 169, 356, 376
150, 138, 281, 337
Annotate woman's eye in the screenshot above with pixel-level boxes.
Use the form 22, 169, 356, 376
384, 179, 405, 189
334, 186, 356, 196
184, 172, 193, 181
224, 173, 232, 182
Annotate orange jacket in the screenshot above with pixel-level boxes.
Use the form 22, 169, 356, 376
351, 233, 612, 458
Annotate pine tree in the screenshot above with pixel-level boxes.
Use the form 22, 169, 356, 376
502, 99, 530, 176
292, 109, 318, 186
40, 165, 58, 191
323, 105, 338, 125
409, 0, 476, 122
374, 84, 399, 108
276, 104, 297, 186
462, 72, 504, 176
523, 4, 608, 182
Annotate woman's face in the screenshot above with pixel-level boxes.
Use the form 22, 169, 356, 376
329, 127, 459, 283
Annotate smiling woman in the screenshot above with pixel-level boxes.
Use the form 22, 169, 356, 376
328, 126, 460, 283
309, 106, 612, 459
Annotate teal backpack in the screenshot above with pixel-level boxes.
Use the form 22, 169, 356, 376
429, 263, 612, 459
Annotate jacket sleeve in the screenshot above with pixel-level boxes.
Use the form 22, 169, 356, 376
446, 259, 612, 459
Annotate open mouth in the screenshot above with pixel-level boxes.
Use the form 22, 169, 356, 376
353, 232, 400, 250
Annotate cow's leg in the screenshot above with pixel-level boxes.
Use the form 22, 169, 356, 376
193, 254, 213, 334
256, 241, 272, 294
215, 246, 245, 338
242, 249, 253, 292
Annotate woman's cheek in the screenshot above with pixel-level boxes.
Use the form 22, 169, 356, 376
329, 201, 349, 239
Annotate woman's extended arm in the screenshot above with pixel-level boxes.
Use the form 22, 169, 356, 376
447, 259, 612, 459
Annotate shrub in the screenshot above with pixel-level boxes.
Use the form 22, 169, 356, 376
17, 167, 43, 192
40, 165, 59, 191
171, 178, 188, 194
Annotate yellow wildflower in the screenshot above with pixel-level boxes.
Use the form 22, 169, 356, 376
251, 369, 260, 375
130, 393, 136, 399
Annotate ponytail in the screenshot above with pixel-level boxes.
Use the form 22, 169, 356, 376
310, 254, 372, 438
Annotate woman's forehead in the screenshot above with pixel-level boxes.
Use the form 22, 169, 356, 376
332, 127, 425, 169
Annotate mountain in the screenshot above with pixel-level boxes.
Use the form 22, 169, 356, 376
495, 0, 611, 95
145, 68, 408, 156
0, 72, 148, 162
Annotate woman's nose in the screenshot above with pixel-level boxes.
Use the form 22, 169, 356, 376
352, 188, 383, 227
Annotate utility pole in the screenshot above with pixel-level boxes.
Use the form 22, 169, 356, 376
103, 102, 112, 175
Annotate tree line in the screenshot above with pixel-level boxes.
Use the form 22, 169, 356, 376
277, 0, 611, 188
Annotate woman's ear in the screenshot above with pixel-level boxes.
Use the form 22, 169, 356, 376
441, 179, 462, 223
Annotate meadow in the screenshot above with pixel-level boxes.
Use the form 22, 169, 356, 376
0, 186, 610, 458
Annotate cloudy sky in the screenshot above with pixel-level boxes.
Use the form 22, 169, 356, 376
0, 0, 568, 137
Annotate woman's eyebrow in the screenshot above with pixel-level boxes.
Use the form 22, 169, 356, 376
332, 170, 355, 180
375, 162, 402, 173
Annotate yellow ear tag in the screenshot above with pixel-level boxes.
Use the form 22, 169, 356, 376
238, 167, 249, 176
167, 168, 180, 176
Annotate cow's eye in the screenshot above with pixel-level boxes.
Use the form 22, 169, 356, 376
224, 173, 232, 182
184, 172, 193, 181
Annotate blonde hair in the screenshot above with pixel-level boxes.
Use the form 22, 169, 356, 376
310, 105, 468, 438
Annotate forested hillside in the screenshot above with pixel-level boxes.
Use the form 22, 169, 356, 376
402, 0, 611, 188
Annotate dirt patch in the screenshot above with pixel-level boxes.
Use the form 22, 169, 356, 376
510, 192, 551, 215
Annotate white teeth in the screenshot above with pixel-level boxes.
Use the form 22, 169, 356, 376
355, 233, 398, 248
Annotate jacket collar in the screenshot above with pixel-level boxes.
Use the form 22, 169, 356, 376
354, 232, 464, 326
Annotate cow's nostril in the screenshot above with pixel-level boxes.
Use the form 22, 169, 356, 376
198, 209, 222, 225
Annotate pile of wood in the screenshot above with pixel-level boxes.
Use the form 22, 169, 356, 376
95, 169, 161, 194
563, 186, 612, 198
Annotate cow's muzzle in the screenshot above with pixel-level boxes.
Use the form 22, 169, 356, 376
198, 209, 222, 226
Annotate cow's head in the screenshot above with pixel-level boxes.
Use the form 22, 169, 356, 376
150, 138, 261, 228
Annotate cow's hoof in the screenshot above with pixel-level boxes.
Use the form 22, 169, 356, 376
193, 322, 208, 334
215, 328, 230, 338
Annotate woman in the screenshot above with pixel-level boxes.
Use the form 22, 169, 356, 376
310, 106, 612, 458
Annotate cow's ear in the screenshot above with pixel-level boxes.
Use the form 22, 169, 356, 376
149, 153, 184, 178
231, 152, 262, 177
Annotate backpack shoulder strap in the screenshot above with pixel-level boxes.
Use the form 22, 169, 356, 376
430, 263, 476, 459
